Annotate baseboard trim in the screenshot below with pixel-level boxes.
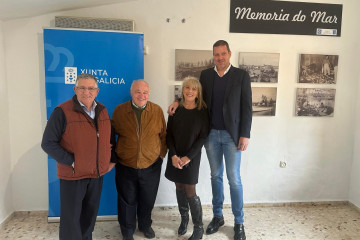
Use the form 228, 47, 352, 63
0, 212, 14, 229
348, 201, 360, 213
3, 200, 353, 224
243, 200, 349, 208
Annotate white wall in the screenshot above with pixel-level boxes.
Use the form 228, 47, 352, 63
0, 20, 13, 224
2, 0, 360, 212
349, 43, 360, 208
3, 16, 51, 211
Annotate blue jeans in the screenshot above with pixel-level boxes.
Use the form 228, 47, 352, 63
204, 129, 244, 224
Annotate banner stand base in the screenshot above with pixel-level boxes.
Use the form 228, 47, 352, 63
48, 215, 117, 223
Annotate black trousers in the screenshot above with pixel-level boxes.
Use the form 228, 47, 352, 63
115, 158, 162, 237
59, 177, 103, 240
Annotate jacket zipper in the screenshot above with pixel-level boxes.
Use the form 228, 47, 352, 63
78, 105, 102, 178
135, 113, 140, 169
96, 130, 100, 177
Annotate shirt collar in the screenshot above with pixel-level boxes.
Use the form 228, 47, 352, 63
132, 100, 147, 109
78, 100, 97, 119
79, 100, 97, 110
214, 64, 232, 77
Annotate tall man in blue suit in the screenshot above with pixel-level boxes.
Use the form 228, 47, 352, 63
169, 40, 252, 240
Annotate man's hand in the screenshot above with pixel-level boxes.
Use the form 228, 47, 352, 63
167, 101, 179, 115
107, 162, 116, 172
237, 137, 249, 151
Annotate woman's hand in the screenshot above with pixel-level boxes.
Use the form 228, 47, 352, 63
180, 156, 190, 168
172, 155, 183, 169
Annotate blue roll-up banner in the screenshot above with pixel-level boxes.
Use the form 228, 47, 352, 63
43, 28, 144, 218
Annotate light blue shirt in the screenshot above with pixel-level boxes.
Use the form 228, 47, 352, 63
78, 100, 97, 119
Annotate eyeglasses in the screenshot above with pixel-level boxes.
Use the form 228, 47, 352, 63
76, 86, 98, 92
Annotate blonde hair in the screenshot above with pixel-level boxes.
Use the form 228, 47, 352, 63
180, 77, 207, 110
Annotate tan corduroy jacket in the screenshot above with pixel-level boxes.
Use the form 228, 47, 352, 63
112, 101, 167, 169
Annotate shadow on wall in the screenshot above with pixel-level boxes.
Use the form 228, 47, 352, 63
37, 32, 48, 130
11, 143, 48, 211
0, 170, 13, 224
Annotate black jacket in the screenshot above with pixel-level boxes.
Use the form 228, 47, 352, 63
200, 66, 252, 145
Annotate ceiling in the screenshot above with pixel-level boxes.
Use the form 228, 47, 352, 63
0, 0, 132, 21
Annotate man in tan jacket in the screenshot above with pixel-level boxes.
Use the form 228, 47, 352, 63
111, 80, 167, 240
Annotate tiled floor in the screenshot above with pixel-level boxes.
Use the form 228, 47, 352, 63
1, 202, 360, 239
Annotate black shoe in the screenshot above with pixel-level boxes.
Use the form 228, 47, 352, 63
206, 216, 224, 235
234, 224, 246, 240
122, 235, 134, 240
139, 226, 155, 239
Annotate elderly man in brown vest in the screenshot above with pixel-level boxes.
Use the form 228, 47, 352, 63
42, 73, 115, 240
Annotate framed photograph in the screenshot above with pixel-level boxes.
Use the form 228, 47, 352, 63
298, 54, 339, 84
174, 85, 182, 100
175, 49, 213, 81
296, 88, 336, 117
252, 87, 277, 116
238, 52, 279, 83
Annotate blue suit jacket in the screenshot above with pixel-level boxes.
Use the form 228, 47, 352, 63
200, 65, 252, 145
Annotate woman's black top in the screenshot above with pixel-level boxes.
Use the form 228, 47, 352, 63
165, 106, 209, 184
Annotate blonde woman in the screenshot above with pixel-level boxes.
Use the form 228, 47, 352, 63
165, 77, 209, 240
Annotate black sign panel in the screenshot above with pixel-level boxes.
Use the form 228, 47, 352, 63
230, 0, 342, 36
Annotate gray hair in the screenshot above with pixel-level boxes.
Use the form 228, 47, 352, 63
75, 73, 98, 87
130, 80, 150, 92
